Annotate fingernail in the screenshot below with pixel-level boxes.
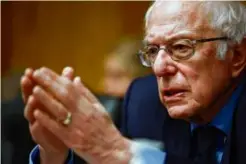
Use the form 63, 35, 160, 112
25, 68, 30, 75
64, 66, 72, 72
74, 76, 81, 83
27, 95, 34, 104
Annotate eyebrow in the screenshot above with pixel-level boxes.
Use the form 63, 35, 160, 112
143, 28, 209, 45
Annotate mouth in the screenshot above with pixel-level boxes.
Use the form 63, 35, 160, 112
162, 88, 188, 102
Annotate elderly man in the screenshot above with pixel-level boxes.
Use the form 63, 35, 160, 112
23, 1, 246, 164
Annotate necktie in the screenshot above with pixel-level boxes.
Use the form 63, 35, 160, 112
191, 126, 225, 164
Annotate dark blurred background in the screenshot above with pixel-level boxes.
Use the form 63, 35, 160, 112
2, 1, 151, 99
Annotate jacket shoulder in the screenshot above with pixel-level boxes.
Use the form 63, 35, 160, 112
121, 74, 167, 139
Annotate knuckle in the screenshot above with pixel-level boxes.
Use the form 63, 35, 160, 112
74, 129, 84, 138
60, 83, 73, 99
70, 130, 86, 148
33, 86, 41, 95
60, 87, 69, 99
64, 80, 73, 90
27, 95, 34, 105
24, 105, 33, 121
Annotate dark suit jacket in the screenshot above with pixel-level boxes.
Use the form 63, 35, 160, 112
121, 74, 246, 164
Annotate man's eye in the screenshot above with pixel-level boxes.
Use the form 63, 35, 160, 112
172, 44, 191, 53
170, 43, 193, 59
146, 46, 159, 55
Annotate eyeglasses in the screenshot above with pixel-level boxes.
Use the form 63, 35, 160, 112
138, 37, 229, 67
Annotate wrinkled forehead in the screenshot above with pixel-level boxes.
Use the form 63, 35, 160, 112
145, 1, 212, 42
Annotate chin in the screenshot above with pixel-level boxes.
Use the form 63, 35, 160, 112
165, 103, 197, 120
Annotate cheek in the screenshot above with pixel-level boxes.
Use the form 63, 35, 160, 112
191, 76, 214, 106
175, 62, 215, 108
176, 63, 199, 87
185, 68, 214, 105
179, 66, 229, 110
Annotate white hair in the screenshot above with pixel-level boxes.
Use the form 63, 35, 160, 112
145, 1, 246, 59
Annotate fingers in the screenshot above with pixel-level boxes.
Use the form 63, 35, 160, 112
73, 76, 106, 115
21, 68, 35, 103
29, 121, 50, 148
24, 95, 48, 124
32, 86, 69, 120
33, 109, 67, 142
24, 67, 75, 122
61, 67, 74, 80
33, 67, 59, 86
23, 67, 74, 124
73, 76, 99, 104
24, 95, 37, 123
29, 118, 63, 152
32, 67, 80, 109
32, 67, 101, 117
25, 68, 34, 78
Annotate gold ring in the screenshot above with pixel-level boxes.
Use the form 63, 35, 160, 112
62, 112, 72, 125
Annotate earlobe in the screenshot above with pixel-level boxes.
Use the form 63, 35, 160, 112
231, 38, 246, 78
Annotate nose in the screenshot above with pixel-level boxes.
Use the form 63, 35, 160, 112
153, 49, 177, 77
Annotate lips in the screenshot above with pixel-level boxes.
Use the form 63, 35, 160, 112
164, 89, 186, 96
162, 88, 188, 102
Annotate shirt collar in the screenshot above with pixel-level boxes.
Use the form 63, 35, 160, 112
191, 81, 244, 136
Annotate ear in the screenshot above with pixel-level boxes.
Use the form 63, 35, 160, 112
231, 37, 246, 78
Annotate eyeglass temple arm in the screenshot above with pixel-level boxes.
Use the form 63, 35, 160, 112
196, 37, 229, 43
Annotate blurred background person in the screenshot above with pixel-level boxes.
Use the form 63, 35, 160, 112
101, 37, 150, 98
98, 37, 151, 128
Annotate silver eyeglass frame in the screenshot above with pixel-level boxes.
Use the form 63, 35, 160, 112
138, 37, 229, 67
